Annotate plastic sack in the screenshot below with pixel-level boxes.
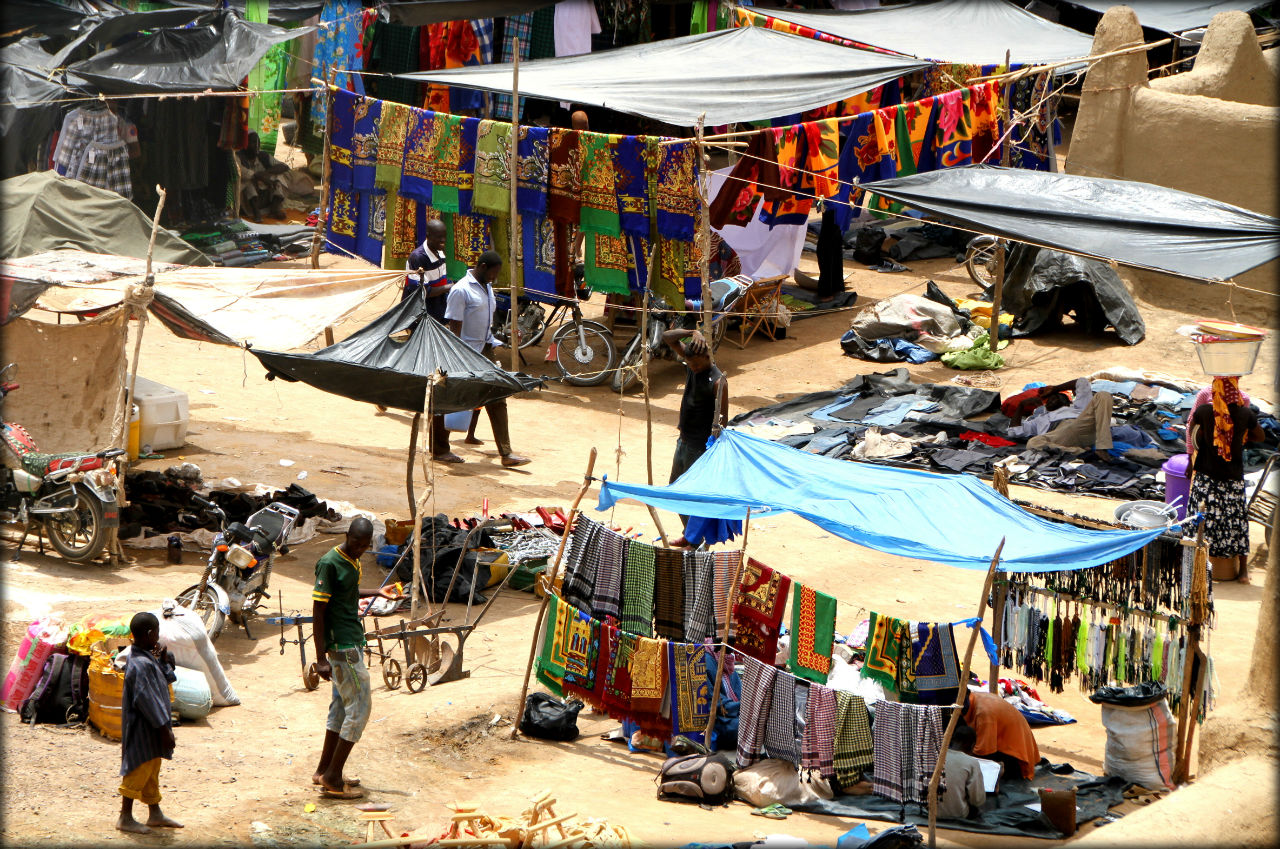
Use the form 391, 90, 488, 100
151, 603, 240, 707
442, 410, 474, 432
1098, 698, 1176, 790
171, 665, 213, 720
2, 619, 66, 711
520, 692, 582, 741
733, 759, 834, 808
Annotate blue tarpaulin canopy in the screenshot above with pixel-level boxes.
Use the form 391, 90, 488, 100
597, 429, 1166, 573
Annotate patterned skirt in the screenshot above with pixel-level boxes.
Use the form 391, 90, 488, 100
1189, 474, 1249, 558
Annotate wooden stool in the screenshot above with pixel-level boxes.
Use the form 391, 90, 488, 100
357, 805, 395, 843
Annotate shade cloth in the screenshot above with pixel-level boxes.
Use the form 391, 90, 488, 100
1064, 0, 1269, 33
251, 288, 542, 414
755, 0, 1096, 66
597, 429, 1166, 572
399, 26, 928, 126
860, 166, 1280, 282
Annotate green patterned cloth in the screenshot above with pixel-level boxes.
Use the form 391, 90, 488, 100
832, 691, 875, 787
471, 120, 511, 217
620, 541, 656, 637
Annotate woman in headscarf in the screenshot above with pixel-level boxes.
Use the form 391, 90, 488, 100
1187, 376, 1264, 583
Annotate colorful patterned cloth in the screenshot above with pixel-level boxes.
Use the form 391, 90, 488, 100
788, 583, 836, 684
454, 117, 481, 214
801, 683, 838, 780
832, 691, 874, 789
375, 101, 410, 191
912, 622, 961, 705
547, 129, 583, 223
578, 131, 621, 236
602, 625, 632, 718
351, 96, 381, 192
614, 136, 653, 238
763, 669, 799, 764
400, 107, 436, 203
328, 88, 358, 190
653, 141, 697, 240
682, 550, 716, 643
493, 12, 533, 119
585, 233, 632, 296
311, 0, 367, 143
736, 655, 775, 768
535, 592, 571, 696
560, 608, 603, 706
669, 641, 711, 745
591, 525, 626, 622
471, 119, 511, 216
521, 215, 557, 297
731, 558, 791, 664
934, 88, 975, 169
620, 541, 656, 637
861, 611, 914, 694
653, 547, 685, 641
245, 0, 286, 147
758, 125, 813, 228
560, 515, 602, 614
629, 636, 667, 724
516, 126, 550, 215
708, 131, 783, 230
326, 186, 359, 257
832, 112, 896, 230
355, 190, 386, 266
445, 213, 491, 281
427, 112, 464, 213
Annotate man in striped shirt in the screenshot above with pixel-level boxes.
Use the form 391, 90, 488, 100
406, 218, 450, 324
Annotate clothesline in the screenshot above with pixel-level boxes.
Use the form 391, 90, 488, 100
1, 85, 318, 110
966, 37, 1171, 84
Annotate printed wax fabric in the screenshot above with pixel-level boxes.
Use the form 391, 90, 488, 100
351, 95, 381, 192
832, 113, 896, 230
585, 233, 632, 296
547, 129, 583, 223
471, 119, 511, 217
614, 136, 654, 238
789, 583, 836, 683
832, 691, 875, 789
731, 558, 791, 664
653, 141, 697, 240
521, 215, 557, 297
445, 213, 491, 281
653, 548, 685, 640
355, 190, 386, 266
311, 0, 367, 142
428, 112, 464, 213
375, 101, 411, 191
862, 611, 915, 697
246, 0, 287, 147
870, 700, 945, 805
516, 126, 550, 215
621, 540, 656, 637
561, 515, 602, 614
912, 622, 961, 704
708, 131, 785, 230
578, 132, 621, 237
758, 124, 814, 228
669, 641, 711, 745
400, 107, 436, 203
456, 116, 481, 214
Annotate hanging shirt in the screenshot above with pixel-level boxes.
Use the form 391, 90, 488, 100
554, 0, 601, 57
444, 270, 499, 352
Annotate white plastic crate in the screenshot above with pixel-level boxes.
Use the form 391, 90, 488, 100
131, 375, 189, 451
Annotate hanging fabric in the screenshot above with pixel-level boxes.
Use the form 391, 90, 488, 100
456, 116, 481, 215
590, 525, 627, 621
763, 669, 800, 764
912, 622, 961, 705
246, 0, 288, 148
653, 547, 685, 641
427, 112, 464, 213
669, 641, 712, 745
521, 215, 558, 297
861, 611, 912, 693
708, 131, 785, 230
310, 0, 367, 144
535, 592, 572, 696
494, 12, 534, 119
801, 683, 838, 781
578, 132, 622, 236
325, 186, 359, 257
731, 558, 791, 664
711, 552, 742, 642
871, 700, 945, 805
327, 88, 358, 191
628, 636, 668, 726
516, 126, 551, 216
621, 540, 656, 637
472, 119, 512, 217
788, 583, 837, 684
445, 213, 491, 280
355, 190, 386, 266
586, 234, 632, 296
614, 136, 654, 238
682, 550, 717, 644
375, 101, 411, 191
832, 690, 875, 789
736, 656, 775, 767
560, 608, 604, 707
351, 95, 381, 192
399, 107, 436, 203
653, 141, 697, 240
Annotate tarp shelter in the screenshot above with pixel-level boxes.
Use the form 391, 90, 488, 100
1, 172, 211, 266
860, 166, 1280, 282
62, 9, 311, 94
386, 0, 556, 26
597, 429, 1166, 573
251, 289, 543, 414
0, 40, 86, 178
2, 250, 406, 351
165, 0, 325, 26
749, 0, 1098, 66
399, 26, 929, 126
1061, 0, 1270, 33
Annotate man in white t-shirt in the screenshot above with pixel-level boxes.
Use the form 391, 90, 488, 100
430, 250, 530, 468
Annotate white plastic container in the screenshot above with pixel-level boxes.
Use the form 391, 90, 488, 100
131, 376, 189, 451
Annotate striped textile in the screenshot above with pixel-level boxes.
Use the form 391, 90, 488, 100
802, 683, 838, 780
712, 551, 741, 640
652, 548, 685, 640
591, 528, 626, 621
493, 12, 534, 119
833, 691, 875, 790
682, 551, 716, 642
735, 656, 775, 768
763, 668, 799, 763
620, 540, 656, 637
561, 516, 601, 614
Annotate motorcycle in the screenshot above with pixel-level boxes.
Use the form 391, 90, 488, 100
611, 277, 746, 393
177, 494, 299, 641
0, 364, 124, 563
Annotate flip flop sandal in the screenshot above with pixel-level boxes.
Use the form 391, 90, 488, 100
314, 776, 360, 788
318, 783, 364, 800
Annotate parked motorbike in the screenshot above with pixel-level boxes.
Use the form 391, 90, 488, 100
965, 235, 999, 289
611, 277, 746, 393
177, 494, 299, 641
0, 364, 124, 563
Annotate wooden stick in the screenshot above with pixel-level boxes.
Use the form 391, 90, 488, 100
510, 448, 598, 739
409, 381, 435, 621
509, 40, 521, 374
967, 37, 1172, 84
927, 537, 1006, 849
989, 576, 1006, 694
639, 241, 670, 547
310, 67, 336, 269
987, 50, 1011, 357
703, 509, 753, 742
1173, 526, 1207, 783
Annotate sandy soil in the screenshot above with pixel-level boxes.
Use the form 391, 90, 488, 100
1, 246, 1273, 848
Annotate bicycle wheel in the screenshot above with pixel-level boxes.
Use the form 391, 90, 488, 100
176, 584, 227, 641
552, 320, 617, 387
966, 244, 998, 289
611, 332, 644, 393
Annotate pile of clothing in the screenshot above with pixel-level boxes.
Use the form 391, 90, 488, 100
729, 367, 1279, 501
180, 219, 310, 266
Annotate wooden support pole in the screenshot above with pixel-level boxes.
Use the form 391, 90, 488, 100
511, 448, 598, 739
509, 40, 521, 374
409, 379, 437, 621
989, 577, 1006, 694
310, 68, 336, 270
987, 50, 1012, 357
639, 242, 670, 547
928, 538, 1006, 849
703, 509, 753, 742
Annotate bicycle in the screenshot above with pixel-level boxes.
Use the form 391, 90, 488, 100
965, 235, 999, 289
493, 272, 618, 387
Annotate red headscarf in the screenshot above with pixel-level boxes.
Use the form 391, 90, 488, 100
1211, 376, 1244, 461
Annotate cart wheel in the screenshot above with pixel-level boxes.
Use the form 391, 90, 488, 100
382, 658, 403, 690
406, 662, 428, 693
303, 662, 321, 691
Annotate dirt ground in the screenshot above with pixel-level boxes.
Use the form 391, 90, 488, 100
1, 244, 1274, 849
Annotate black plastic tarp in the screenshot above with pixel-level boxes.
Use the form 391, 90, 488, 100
1, 0, 125, 46
755, 0, 1096, 65
251, 290, 543, 414
65, 9, 310, 93
400, 26, 929, 126
861, 166, 1280, 282
164, 0, 325, 26
387, 1, 556, 26
1002, 244, 1146, 345
1062, 0, 1268, 32
0, 40, 85, 177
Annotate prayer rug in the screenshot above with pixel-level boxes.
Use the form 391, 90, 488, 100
578, 131, 621, 236
862, 611, 913, 694
731, 558, 790, 664
602, 626, 633, 719
535, 593, 572, 696
912, 622, 961, 705
789, 583, 836, 683
629, 636, 668, 733
620, 540, 656, 637
801, 683, 837, 780
560, 608, 601, 705
591, 526, 626, 622
653, 548, 685, 641
669, 641, 711, 746
471, 119, 511, 217
399, 107, 436, 203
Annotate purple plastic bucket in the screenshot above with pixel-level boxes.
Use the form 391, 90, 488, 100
1163, 454, 1191, 520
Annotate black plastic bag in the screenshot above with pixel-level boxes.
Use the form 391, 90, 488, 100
852, 225, 887, 265
520, 693, 583, 741
1089, 681, 1168, 707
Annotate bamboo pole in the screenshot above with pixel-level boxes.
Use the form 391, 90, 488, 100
309, 68, 336, 270
408, 376, 440, 621
640, 242, 670, 548
703, 508, 752, 742
986, 50, 1012, 357
927, 538, 1006, 849
511, 448, 598, 739
509, 40, 521, 374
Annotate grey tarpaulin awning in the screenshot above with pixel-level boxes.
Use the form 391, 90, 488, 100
65, 9, 311, 93
1062, 0, 1269, 33
753, 0, 1097, 66
252, 289, 543, 414
399, 26, 929, 126
860, 166, 1280, 282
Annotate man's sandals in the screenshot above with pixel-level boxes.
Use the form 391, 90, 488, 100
314, 776, 364, 800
